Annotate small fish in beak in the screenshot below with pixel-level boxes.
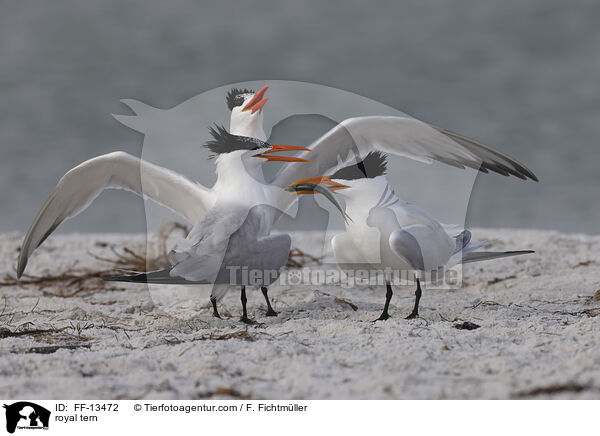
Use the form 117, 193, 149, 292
286, 181, 352, 223
289, 176, 350, 192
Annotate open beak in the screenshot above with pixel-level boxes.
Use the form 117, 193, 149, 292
242, 85, 270, 113
253, 144, 311, 162
289, 176, 350, 193
285, 180, 352, 223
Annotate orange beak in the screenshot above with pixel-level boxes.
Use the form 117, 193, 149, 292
242, 85, 270, 114
253, 144, 312, 162
290, 176, 350, 193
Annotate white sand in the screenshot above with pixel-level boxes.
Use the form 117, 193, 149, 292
1, 229, 599, 399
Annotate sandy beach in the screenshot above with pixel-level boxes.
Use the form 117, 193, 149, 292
1, 229, 599, 400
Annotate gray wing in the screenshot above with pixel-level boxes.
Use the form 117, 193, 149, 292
17, 151, 213, 277
388, 229, 425, 271
389, 225, 455, 271
224, 233, 292, 287
272, 116, 538, 189
453, 230, 472, 254
206, 232, 291, 301
169, 205, 250, 282
169, 204, 290, 285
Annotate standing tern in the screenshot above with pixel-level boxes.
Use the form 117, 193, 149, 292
16, 86, 313, 321
17, 86, 273, 277
107, 129, 312, 323
287, 152, 535, 320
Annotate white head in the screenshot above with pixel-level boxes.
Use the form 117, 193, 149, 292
227, 86, 269, 141
208, 85, 310, 187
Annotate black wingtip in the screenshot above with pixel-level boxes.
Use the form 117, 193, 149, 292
16, 258, 26, 279
102, 275, 126, 282
504, 250, 535, 256
439, 128, 539, 182
102, 270, 210, 285
102, 272, 149, 283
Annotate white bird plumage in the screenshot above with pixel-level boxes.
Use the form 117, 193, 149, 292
17, 89, 275, 278
17, 84, 537, 323
17, 86, 301, 322
291, 152, 534, 320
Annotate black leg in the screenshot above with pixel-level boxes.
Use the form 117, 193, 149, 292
374, 281, 393, 321
210, 296, 222, 319
240, 286, 256, 324
261, 287, 278, 317
405, 278, 422, 319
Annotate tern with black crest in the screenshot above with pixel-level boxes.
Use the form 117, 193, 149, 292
288, 152, 535, 320
17, 85, 311, 322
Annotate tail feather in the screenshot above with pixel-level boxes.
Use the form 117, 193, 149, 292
461, 250, 534, 264
453, 230, 472, 254
103, 268, 209, 285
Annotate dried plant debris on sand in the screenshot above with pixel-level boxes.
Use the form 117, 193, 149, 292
1, 228, 600, 399
2, 222, 322, 296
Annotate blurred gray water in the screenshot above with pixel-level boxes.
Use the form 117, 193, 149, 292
1, 0, 599, 235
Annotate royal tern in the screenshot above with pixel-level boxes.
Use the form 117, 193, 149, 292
17, 86, 272, 276
106, 125, 312, 323
287, 151, 535, 320
16, 86, 312, 322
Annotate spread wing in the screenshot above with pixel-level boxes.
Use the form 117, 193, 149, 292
272, 116, 537, 189
17, 151, 214, 277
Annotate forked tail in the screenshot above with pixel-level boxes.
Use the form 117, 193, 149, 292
103, 268, 209, 285
461, 250, 534, 263
449, 235, 534, 266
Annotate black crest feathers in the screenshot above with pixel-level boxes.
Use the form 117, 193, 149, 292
204, 124, 267, 155
331, 151, 388, 180
226, 88, 255, 111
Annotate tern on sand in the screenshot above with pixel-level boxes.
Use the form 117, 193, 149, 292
287, 152, 535, 320
17, 86, 312, 323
